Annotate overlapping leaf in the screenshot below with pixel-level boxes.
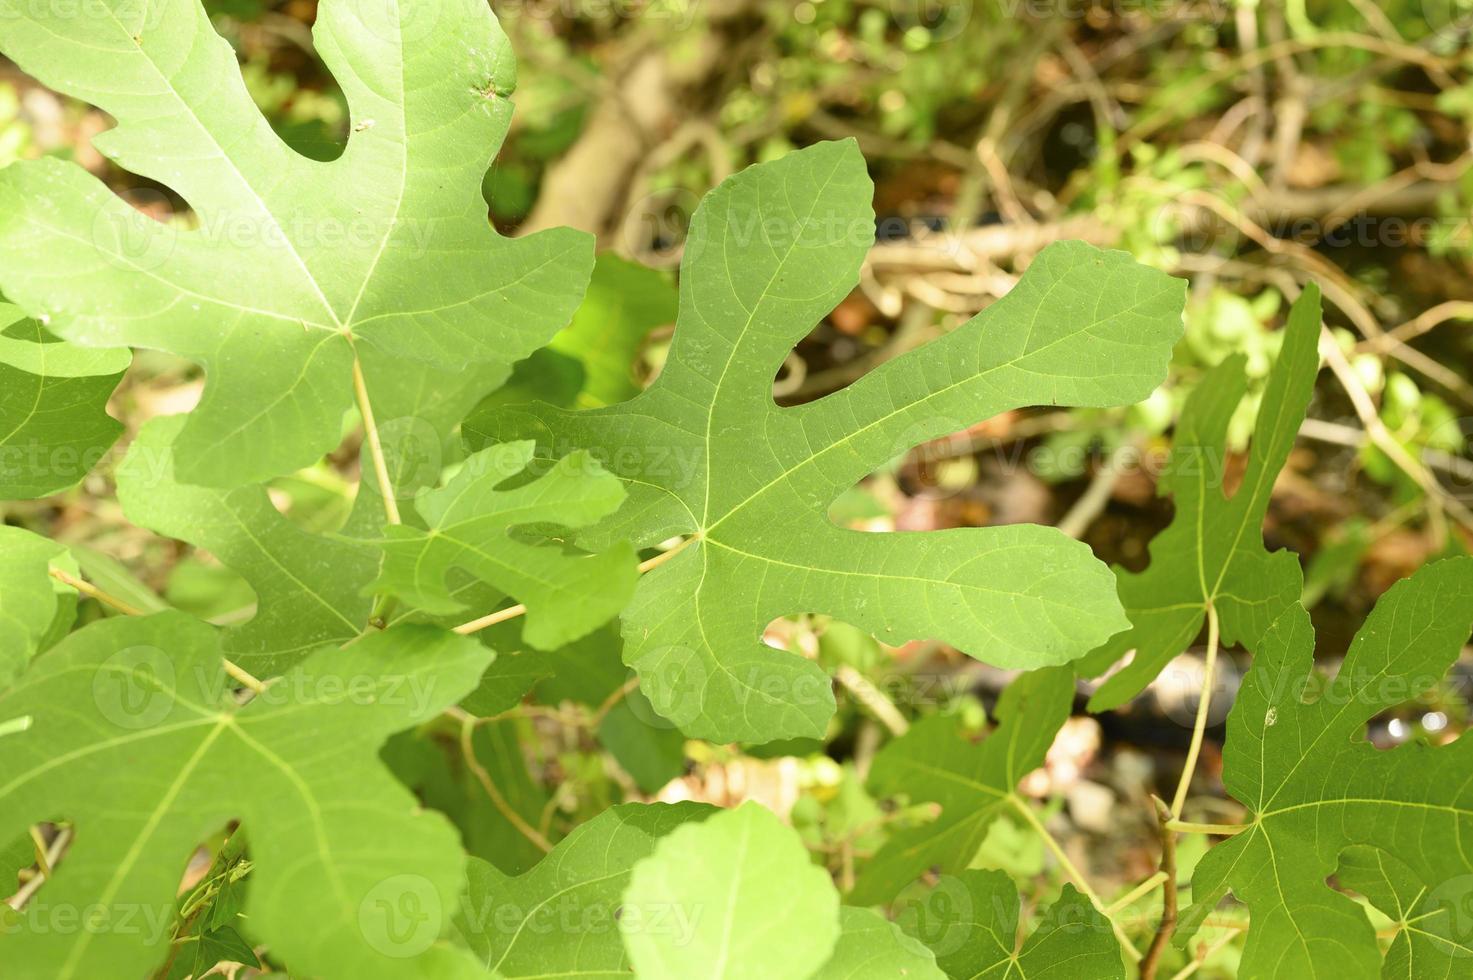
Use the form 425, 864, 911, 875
118, 416, 379, 673
1335, 845, 1473, 974
0, 304, 127, 499
621, 801, 843, 980
546, 254, 676, 409
1083, 286, 1321, 710
454, 802, 713, 976
0, 0, 591, 486
1187, 557, 1473, 976
0, 613, 492, 978
898, 870, 1124, 979
813, 907, 946, 980
852, 668, 1074, 905
0, 526, 74, 685
470, 139, 1185, 742
366, 441, 637, 649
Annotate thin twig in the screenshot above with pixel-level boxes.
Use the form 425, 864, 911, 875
351, 353, 400, 527
1171, 604, 1221, 819
1168, 930, 1241, 980
1321, 328, 1473, 534
448, 708, 553, 854
1106, 870, 1168, 916
6, 827, 71, 910
1010, 797, 1143, 963
452, 535, 698, 636
49, 567, 143, 617
590, 677, 640, 728
1165, 820, 1248, 837
834, 665, 909, 736
221, 660, 267, 696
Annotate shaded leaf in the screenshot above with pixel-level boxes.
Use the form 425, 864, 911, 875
0, 526, 74, 686
454, 802, 712, 976
898, 870, 1124, 979
117, 416, 378, 673
548, 254, 676, 409
852, 668, 1074, 905
536, 625, 687, 793
0, 304, 126, 499
1336, 845, 1473, 976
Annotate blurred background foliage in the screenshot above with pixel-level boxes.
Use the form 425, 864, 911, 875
4, 2, 1473, 975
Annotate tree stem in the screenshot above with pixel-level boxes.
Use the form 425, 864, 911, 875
1141, 796, 1180, 980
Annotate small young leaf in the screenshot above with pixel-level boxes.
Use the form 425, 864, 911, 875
453, 801, 713, 976
852, 668, 1074, 905
1188, 557, 1473, 976
1083, 285, 1321, 710
0, 613, 491, 978
620, 801, 841, 980
898, 870, 1124, 979
471, 139, 1186, 742
0, 0, 592, 485
0, 304, 126, 499
366, 441, 637, 649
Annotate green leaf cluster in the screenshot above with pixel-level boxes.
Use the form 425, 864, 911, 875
7, 3, 1468, 979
